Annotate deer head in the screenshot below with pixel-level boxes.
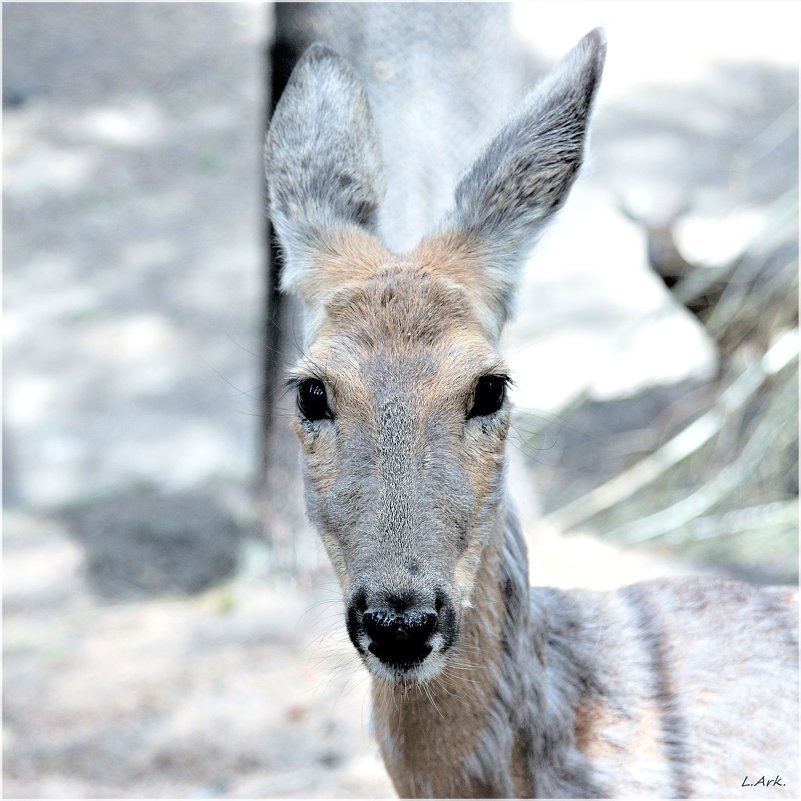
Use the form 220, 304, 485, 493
264, 30, 605, 684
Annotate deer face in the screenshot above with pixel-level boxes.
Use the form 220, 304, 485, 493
264, 33, 605, 682
290, 256, 511, 681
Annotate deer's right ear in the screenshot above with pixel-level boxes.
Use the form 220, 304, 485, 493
264, 44, 385, 303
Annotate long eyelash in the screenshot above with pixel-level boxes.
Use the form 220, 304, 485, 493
284, 365, 326, 393
282, 375, 304, 399
480, 372, 512, 389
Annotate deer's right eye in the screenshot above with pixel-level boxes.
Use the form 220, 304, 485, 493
298, 378, 332, 421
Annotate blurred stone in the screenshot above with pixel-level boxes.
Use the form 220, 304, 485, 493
61, 487, 245, 600
3, 85, 29, 107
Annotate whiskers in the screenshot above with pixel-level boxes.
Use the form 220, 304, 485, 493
417, 677, 445, 720
299, 587, 368, 722
507, 405, 601, 466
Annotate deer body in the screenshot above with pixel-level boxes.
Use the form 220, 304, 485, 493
264, 31, 798, 798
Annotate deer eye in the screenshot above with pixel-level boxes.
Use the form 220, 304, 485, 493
467, 375, 508, 419
297, 378, 332, 421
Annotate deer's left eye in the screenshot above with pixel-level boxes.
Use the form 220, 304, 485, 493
467, 375, 508, 419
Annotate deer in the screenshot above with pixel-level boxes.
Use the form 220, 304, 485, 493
263, 29, 799, 798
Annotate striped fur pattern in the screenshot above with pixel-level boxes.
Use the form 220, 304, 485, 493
264, 29, 799, 798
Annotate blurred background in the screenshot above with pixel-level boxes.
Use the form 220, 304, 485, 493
3, 2, 798, 797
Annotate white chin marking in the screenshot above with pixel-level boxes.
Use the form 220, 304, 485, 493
365, 650, 448, 684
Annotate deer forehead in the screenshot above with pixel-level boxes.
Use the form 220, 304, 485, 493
297, 227, 505, 343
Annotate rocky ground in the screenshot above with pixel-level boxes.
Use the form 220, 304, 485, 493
3, 2, 797, 798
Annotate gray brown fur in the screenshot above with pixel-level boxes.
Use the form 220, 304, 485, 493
264, 30, 799, 798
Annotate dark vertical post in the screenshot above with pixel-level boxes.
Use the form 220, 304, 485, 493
258, 4, 310, 573
260, 8, 299, 465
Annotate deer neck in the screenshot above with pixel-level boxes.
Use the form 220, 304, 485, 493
370, 498, 539, 797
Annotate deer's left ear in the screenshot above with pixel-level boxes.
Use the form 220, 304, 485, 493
427, 29, 606, 333
264, 43, 386, 306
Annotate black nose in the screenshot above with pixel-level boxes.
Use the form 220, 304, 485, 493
362, 605, 438, 666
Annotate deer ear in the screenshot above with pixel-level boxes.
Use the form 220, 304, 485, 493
435, 29, 606, 330
264, 44, 386, 301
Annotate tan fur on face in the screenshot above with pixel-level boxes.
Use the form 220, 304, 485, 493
413, 230, 509, 337
298, 226, 393, 308
454, 404, 510, 607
